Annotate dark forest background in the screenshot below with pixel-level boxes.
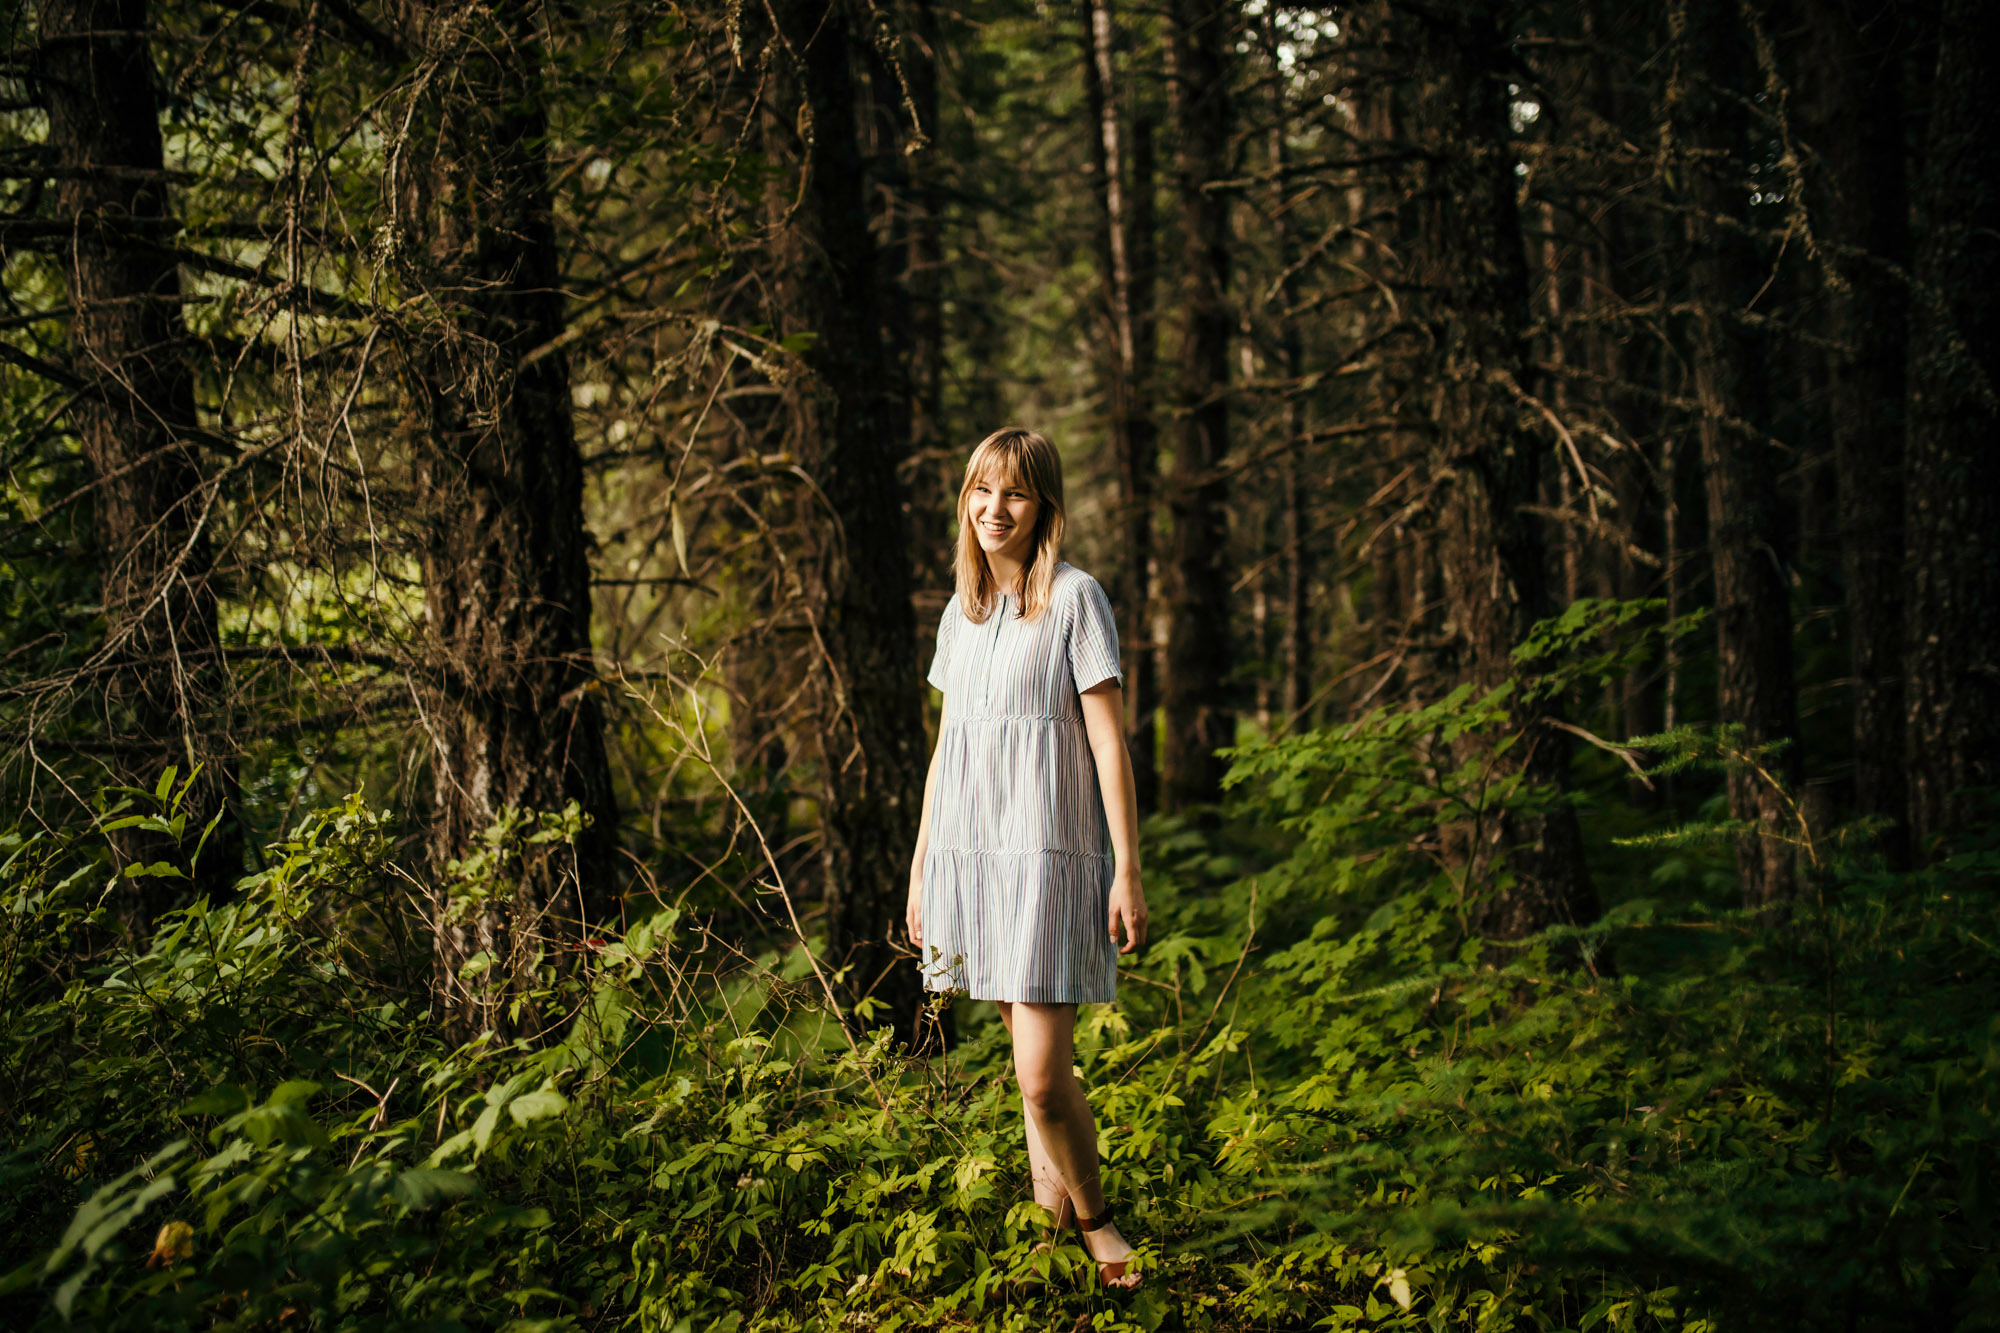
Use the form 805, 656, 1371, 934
1, 0, 1996, 1329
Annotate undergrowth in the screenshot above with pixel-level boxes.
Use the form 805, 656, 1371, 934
1, 604, 1996, 1332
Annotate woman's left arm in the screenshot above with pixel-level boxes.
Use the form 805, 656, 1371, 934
1080, 683, 1148, 955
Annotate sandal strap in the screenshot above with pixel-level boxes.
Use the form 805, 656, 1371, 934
1075, 1206, 1114, 1233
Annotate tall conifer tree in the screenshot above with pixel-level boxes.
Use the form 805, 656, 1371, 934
39, 0, 239, 905
1404, 0, 1597, 937
1160, 0, 1234, 812
1904, 0, 2000, 857
384, 0, 619, 1033
765, 0, 929, 1046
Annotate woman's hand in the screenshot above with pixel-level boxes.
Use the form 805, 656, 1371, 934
906, 866, 925, 950
1108, 866, 1147, 955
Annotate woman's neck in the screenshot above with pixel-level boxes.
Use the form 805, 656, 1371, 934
988, 553, 1028, 597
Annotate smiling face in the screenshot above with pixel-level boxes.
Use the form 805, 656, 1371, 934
967, 466, 1042, 569
952, 428, 1066, 618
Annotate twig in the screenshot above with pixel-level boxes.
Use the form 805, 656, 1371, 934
1545, 719, 1655, 790
614, 665, 895, 1121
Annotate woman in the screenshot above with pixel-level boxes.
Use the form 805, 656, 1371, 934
906, 427, 1149, 1291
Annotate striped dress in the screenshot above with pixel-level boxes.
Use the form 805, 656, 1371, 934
919, 561, 1124, 1004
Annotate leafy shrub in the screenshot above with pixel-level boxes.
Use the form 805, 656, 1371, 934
1, 610, 1996, 1331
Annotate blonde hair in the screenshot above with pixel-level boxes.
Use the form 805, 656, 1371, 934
954, 427, 1066, 623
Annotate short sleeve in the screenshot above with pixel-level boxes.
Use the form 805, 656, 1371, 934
926, 596, 957, 692
1068, 574, 1123, 693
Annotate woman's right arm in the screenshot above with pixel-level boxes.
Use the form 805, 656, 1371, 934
906, 693, 947, 950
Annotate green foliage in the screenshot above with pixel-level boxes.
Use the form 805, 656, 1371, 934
2, 626, 1997, 1331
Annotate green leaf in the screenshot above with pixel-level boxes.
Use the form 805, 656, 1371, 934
270, 1080, 322, 1107
220, 1082, 325, 1149
100, 815, 157, 833
427, 1128, 476, 1167
507, 1088, 569, 1127
191, 811, 224, 869
391, 1168, 479, 1210
54, 1266, 89, 1319
177, 1085, 252, 1118
626, 908, 679, 963
471, 1101, 504, 1157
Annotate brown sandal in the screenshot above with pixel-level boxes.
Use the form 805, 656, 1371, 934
1075, 1206, 1141, 1290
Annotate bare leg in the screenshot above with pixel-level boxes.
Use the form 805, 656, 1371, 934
1001, 1000, 1139, 1287
1022, 1092, 1071, 1215
998, 1002, 1070, 1217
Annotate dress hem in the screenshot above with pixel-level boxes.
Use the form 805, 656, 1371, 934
921, 980, 1118, 1005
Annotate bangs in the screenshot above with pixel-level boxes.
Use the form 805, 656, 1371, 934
965, 439, 1037, 500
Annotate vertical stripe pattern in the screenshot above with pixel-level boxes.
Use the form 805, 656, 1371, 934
919, 562, 1124, 1003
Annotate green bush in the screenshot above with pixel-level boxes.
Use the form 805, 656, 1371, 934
2, 618, 1996, 1331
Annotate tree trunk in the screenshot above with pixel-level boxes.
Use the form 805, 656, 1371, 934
1798, 0, 1911, 863
768, 0, 929, 1047
1160, 0, 1233, 813
1281, 413, 1310, 723
1583, 0, 1667, 799
1680, 0, 1802, 907
1261, 9, 1312, 725
1127, 114, 1161, 805
1407, 0, 1597, 938
863, 23, 916, 499
881, 0, 955, 1055
1081, 0, 1160, 810
1353, 28, 1421, 709
1903, 0, 2000, 858
905, 0, 946, 560
386, 0, 619, 1036
40, 0, 239, 907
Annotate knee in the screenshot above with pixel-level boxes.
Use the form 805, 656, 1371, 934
1016, 1066, 1070, 1123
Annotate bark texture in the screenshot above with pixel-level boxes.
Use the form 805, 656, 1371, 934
904, 0, 945, 537
1125, 116, 1160, 803
768, 0, 929, 1046
40, 0, 238, 905
1681, 0, 1801, 907
1799, 0, 1910, 862
1408, 0, 1597, 938
387, 0, 619, 1035
1261, 8, 1311, 725
1903, 0, 2000, 857
1081, 0, 1160, 810
1160, 0, 1233, 812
